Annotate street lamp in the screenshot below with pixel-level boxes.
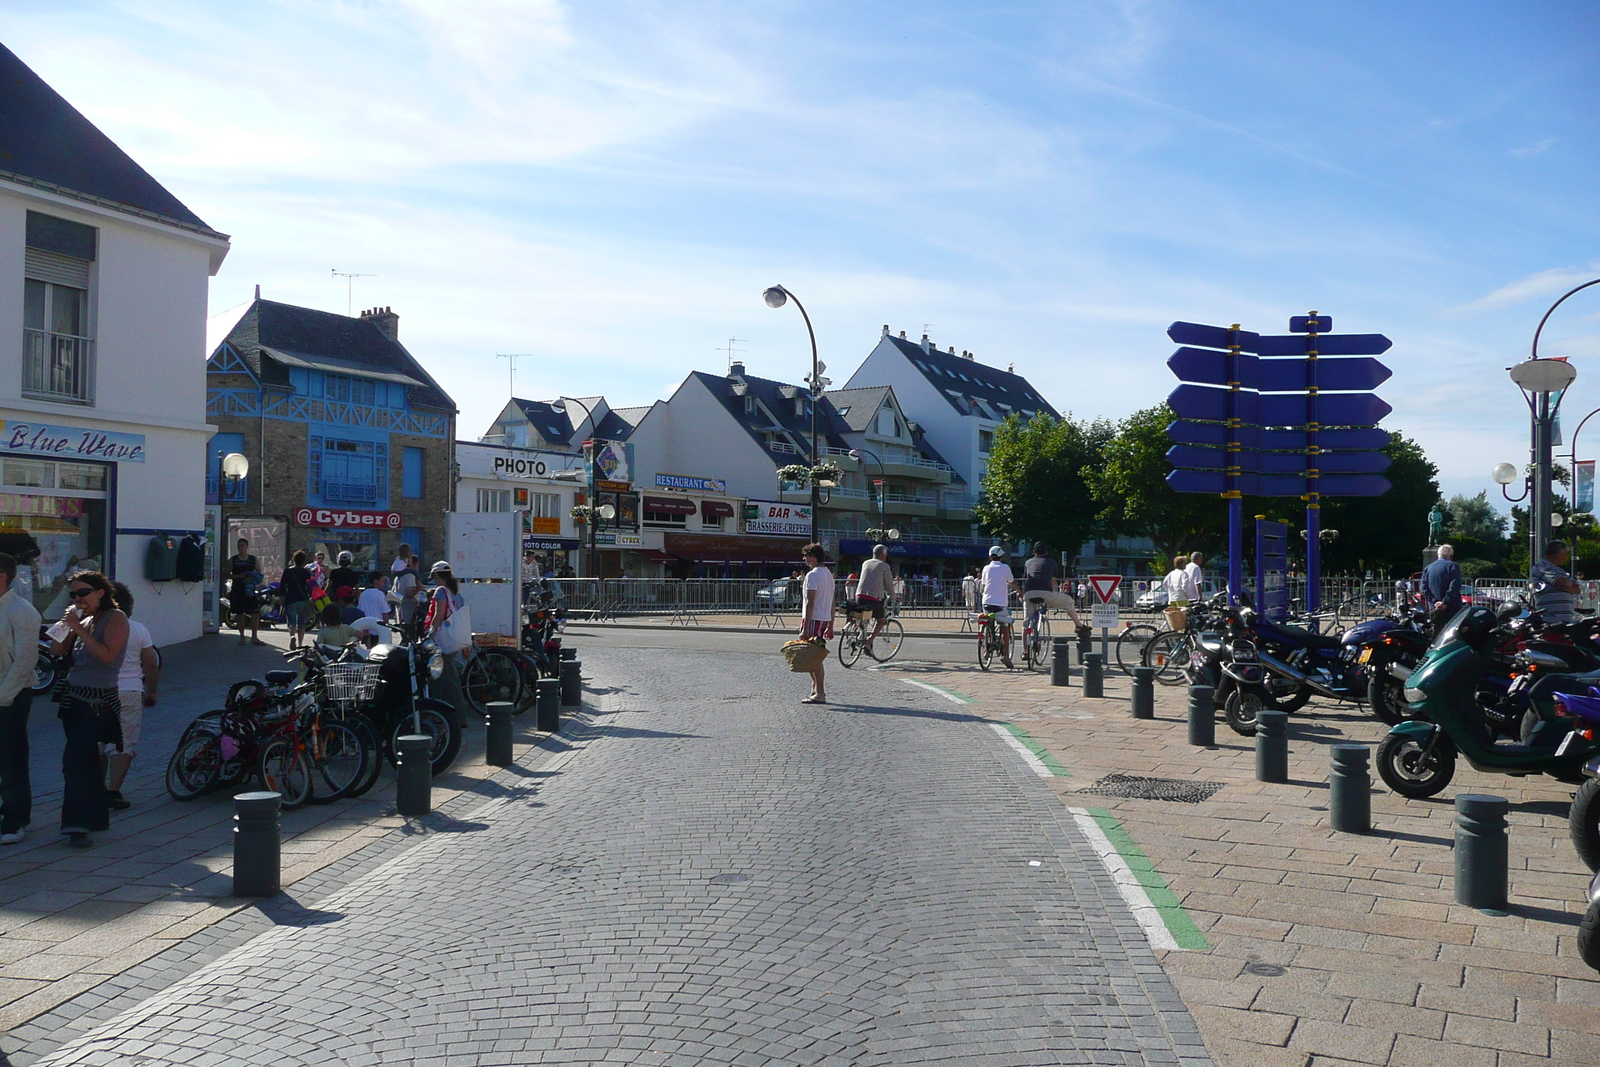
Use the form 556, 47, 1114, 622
1508, 358, 1578, 561
763, 285, 829, 544
848, 448, 901, 542
552, 397, 604, 579
220, 452, 249, 495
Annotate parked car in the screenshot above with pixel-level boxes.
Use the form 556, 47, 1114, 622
754, 578, 800, 610
1135, 580, 1221, 612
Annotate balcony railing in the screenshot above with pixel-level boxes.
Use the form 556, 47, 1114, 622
23, 329, 94, 404
205, 474, 249, 505
941, 494, 978, 509
882, 490, 939, 506
322, 480, 379, 504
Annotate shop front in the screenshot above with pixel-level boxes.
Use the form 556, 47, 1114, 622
662, 532, 809, 578
292, 504, 401, 574
0, 456, 112, 619
837, 537, 996, 595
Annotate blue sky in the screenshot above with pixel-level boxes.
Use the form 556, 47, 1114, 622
5, 1, 1597, 502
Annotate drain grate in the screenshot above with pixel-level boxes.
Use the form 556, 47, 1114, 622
1076, 773, 1223, 804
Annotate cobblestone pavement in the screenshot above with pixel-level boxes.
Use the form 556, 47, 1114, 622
891, 659, 1600, 1066
36, 646, 1211, 1066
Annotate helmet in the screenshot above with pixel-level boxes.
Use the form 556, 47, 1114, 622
988, 545, 1005, 559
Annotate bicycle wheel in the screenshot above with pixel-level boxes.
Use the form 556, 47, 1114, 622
977, 625, 995, 671
306, 719, 367, 804
1146, 631, 1191, 686
868, 619, 904, 663
1026, 615, 1052, 671
460, 651, 522, 715
837, 620, 864, 668
165, 730, 223, 801
388, 708, 462, 776
257, 736, 313, 809
341, 714, 384, 798
1116, 624, 1161, 676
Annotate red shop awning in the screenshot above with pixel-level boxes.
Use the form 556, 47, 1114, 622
642, 496, 698, 515
701, 500, 736, 519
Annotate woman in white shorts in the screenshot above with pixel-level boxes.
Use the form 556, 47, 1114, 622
107, 583, 159, 812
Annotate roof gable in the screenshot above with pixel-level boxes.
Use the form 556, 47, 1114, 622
882, 334, 1058, 421
0, 43, 219, 236
688, 370, 851, 462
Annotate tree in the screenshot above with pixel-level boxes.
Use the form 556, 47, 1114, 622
976, 411, 1111, 560
1319, 431, 1440, 576
1085, 403, 1228, 561
1444, 491, 1507, 543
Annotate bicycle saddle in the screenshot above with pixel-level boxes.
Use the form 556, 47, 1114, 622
264, 669, 297, 687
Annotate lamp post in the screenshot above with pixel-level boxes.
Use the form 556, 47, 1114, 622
551, 398, 608, 579
763, 285, 829, 545
1518, 277, 1600, 558
848, 448, 900, 543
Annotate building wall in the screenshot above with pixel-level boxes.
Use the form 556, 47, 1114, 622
845, 339, 991, 488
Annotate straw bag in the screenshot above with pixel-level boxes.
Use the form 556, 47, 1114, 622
1164, 604, 1189, 631
781, 639, 828, 673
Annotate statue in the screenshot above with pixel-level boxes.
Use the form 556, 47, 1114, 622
1428, 504, 1445, 546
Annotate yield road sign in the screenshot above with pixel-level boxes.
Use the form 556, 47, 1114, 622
1087, 575, 1122, 604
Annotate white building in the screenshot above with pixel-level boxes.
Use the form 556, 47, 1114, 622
455, 440, 586, 573
0, 44, 229, 644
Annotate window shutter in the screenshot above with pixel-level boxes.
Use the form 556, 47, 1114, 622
24, 248, 90, 288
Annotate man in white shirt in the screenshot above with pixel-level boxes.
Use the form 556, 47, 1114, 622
1185, 552, 1206, 600
358, 574, 390, 623
799, 543, 834, 704
1163, 555, 1198, 604
981, 545, 1020, 668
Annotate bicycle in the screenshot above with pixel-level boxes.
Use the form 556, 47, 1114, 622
1116, 623, 1161, 676
975, 609, 1013, 671
837, 601, 905, 667
1021, 599, 1052, 672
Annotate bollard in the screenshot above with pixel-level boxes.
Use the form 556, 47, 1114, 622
1255, 709, 1288, 783
1328, 744, 1371, 834
396, 734, 432, 817
232, 791, 281, 897
1076, 625, 1092, 664
537, 678, 561, 732
1050, 637, 1072, 687
1454, 793, 1509, 910
485, 701, 514, 767
559, 646, 577, 662
1187, 685, 1215, 747
1131, 666, 1155, 719
560, 659, 582, 707
1082, 652, 1104, 698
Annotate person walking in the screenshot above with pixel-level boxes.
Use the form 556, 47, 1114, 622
1532, 540, 1582, 625
392, 556, 423, 641
281, 550, 315, 650
328, 551, 360, 600
309, 551, 330, 591
49, 571, 128, 848
424, 561, 466, 654
1420, 544, 1464, 631
105, 583, 157, 813
981, 545, 1020, 668
358, 573, 390, 623
227, 538, 264, 646
1163, 555, 1197, 605
0, 553, 41, 844
391, 542, 416, 575
1184, 551, 1206, 598
798, 543, 834, 704
853, 544, 894, 653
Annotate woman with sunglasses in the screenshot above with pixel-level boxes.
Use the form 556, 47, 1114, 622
48, 571, 128, 848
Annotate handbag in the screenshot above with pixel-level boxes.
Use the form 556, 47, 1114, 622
781, 639, 827, 673
435, 598, 474, 654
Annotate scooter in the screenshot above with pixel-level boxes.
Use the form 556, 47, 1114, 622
1376, 605, 1600, 798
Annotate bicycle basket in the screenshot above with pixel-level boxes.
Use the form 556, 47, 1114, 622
1164, 605, 1189, 631
323, 662, 381, 703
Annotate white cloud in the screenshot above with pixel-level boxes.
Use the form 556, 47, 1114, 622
1511, 138, 1557, 158
1454, 268, 1600, 315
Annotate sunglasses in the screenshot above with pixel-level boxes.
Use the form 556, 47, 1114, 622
69, 587, 95, 599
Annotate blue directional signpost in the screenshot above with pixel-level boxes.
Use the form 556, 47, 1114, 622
1256, 518, 1289, 622
1165, 312, 1394, 612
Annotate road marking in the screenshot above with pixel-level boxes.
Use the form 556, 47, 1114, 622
899, 679, 971, 704
992, 723, 1069, 777
1068, 806, 1209, 952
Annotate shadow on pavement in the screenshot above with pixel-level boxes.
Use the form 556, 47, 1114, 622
834, 702, 979, 724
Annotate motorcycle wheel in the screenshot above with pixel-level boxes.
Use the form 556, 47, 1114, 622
1520, 709, 1540, 743
1579, 897, 1600, 971
1368, 671, 1411, 727
1570, 778, 1600, 873
1225, 687, 1264, 737
1263, 677, 1312, 713
1376, 730, 1456, 798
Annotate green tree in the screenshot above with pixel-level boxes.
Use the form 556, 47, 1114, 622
975, 411, 1111, 559
1443, 491, 1508, 543
1319, 431, 1440, 576
1084, 403, 1228, 561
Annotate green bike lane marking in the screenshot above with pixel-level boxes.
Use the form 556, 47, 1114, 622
1068, 806, 1210, 952
995, 722, 1070, 777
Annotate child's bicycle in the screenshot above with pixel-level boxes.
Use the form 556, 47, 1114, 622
837, 601, 905, 668
975, 609, 1014, 670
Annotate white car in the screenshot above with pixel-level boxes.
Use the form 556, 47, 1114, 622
1135, 580, 1220, 611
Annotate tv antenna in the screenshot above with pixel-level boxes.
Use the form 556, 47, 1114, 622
496, 353, 535, 399
331, 269, 376, 316
921, 323, 936, 338
719, 338, 747, 368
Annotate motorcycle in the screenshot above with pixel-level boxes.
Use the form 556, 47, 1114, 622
1375, 605, 1600, 798
1244, 609, 1371, 719
1344, 612, 1432, 725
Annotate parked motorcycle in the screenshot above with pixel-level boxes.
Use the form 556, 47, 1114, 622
1344, 612, 1432, 725
1375, 606, 1600, 798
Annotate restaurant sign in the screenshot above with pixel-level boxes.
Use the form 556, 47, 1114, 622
746, 500, 812, 537
294, 506, 403, 529
0, 420, 145, 462
655, 473, 727, 494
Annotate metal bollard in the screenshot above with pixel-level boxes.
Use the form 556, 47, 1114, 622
560, 659, 582, 707
1255, 709, 1288, 783
1050, 637, 1073, 687
1187, 686, 1215, 747
537, 678, 561, 732
559, 647, 577, 662
396, 734, 432, 817
1131, 666, 1155, 719
485, 701, 514, 767
1082, 652, 1104, 698
232, 791, 281, 897
1328, 744, 1371, 834
1454, 793, 1509, 910
1076, 625, 1092, 664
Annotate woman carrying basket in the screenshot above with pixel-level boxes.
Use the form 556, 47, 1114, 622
798, 543, 834, 705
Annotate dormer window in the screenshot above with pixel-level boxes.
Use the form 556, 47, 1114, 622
876, 407, 899, 437
744, 395, 757, 415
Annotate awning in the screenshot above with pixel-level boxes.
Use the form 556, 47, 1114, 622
701, 500, 736, 519
634, 549, 681, 562
642, 496, 698, 515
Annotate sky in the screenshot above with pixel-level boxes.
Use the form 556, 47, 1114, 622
5, 1, 1598, 504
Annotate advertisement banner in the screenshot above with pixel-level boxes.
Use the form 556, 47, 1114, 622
0, 420, 145, 462
655, 473, 727, 494
589, 441, 630, 485
593, 531, 642, 547
530, 516, 561, 535
1578, 460, 1595, 514
293, 506, 402, 529
746, 500, 813, 537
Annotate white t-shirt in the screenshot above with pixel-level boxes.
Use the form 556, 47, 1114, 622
1163, 568, 1198, 602
1185, 561, 1204, 595
358, 587, 390, 620
981, 561, 1015, 608
804, 566, 834, 621
118, 619, 153, 691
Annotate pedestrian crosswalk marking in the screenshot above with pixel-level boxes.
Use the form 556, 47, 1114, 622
1068, 806, 1209, 952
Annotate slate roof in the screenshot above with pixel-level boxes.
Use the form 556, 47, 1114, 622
0, 42, 220, 236
513, 399, 575, 446
210, 299, 454, 410
825, 386, 894, 433
882, 334, 1058, 421
690, 370, 852, 463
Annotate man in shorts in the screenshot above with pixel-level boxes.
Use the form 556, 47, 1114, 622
1021, 541, 1084, 634
981, 545, 1020, 668
853, 544, 894, 653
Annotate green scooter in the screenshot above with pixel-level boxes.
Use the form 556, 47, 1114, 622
1376, 606, 1600, 798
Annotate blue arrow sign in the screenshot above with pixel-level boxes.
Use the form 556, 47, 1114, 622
1289, 314, 1333, 333
1256, 333, 1393, 357
1167, 446, 1392, 475
1168, 321, 1261, 352
1167, 384, 1258, 423
1256, 357, 1392, 392
1259, 392, 1392, 426
1167, 469, 1392, 497
1168, 347, 1250, 387
1167, 420, 1390, 451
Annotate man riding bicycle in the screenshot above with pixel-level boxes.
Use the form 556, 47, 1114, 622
1022, 542, 1088, 651
853, 544, 894, 653
981, 545, 1021, 669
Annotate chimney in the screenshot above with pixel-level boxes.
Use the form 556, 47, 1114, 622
948, 346, 955, 355
962, 350, 975, 360
254, 284, 261, 300
899, 330, 907, 338
728, 360, 745, 377
920, 333, 931, 353
360, 305, 399, 340
881, 324, 889, 336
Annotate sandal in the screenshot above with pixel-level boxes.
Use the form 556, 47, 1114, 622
801, 697, 828, 705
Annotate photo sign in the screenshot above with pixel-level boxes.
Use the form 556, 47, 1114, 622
746, 500, 812, 537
